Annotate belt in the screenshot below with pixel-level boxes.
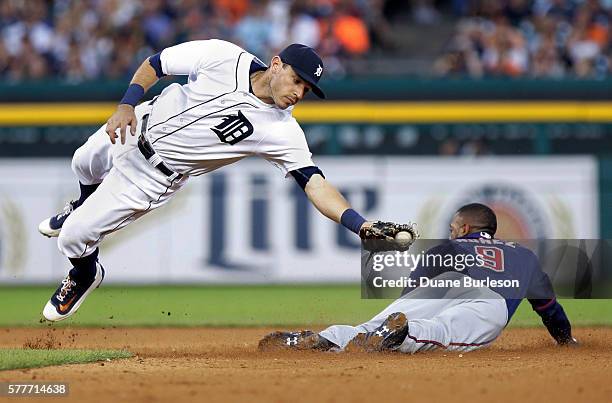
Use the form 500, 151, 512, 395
138, 114, 182, 180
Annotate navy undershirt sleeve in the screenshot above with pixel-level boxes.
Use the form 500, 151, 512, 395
148, 52, 166, 78
290, 166, 325, 190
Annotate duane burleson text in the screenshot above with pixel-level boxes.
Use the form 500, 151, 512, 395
372, 276, 521, 289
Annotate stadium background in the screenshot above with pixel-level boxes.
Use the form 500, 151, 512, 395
0, 0, 610, 285
0, 0, 610, 333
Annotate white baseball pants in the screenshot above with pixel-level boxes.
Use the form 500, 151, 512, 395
58, 102, 188, 258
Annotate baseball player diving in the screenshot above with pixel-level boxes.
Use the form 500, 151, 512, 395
259, 203, 578, 353
37, 39, 417, 322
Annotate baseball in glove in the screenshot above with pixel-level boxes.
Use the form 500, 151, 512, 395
360, 221, 419, 251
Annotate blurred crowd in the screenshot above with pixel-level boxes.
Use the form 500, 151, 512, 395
435, 0, 612, 78
2, 0, 611, 82
0, 0, 391, 82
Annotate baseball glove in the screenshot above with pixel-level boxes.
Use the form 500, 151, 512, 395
359, 221, 419, 241
360, 221, 419, 252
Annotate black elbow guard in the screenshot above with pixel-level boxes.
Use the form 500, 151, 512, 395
290, 166, 325, 190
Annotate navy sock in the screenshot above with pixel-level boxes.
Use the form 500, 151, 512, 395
68, 248, 99, 281
76, 182, 100, 206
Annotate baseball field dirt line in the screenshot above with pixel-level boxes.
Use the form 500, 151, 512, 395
0, 327, 610, 403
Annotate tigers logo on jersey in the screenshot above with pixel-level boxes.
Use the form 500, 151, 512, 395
211, 110, 254, 145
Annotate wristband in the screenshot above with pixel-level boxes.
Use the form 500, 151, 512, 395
341, 208, 366, 235
119, 83, 145, 107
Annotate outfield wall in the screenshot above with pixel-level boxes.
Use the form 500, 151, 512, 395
0, 102, 611, 158
1, 78, 611, 101
0, 156, 598, 284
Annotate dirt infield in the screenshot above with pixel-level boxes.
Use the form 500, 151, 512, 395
0, 326, 610, 403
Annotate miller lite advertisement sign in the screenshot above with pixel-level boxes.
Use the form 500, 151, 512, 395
0, 156, 599, 284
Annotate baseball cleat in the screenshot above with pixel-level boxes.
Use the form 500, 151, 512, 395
38, 200, 79, 238
258, 330, 336, 352
42, 260, 105, 322
345, 312, 409, 353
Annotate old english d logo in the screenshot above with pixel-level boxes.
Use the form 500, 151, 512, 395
211, 110, 254, 145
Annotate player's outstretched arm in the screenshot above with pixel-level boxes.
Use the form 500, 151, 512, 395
303, 174, 371, 233
298, 172, 417, 243
105, 58, 160, 145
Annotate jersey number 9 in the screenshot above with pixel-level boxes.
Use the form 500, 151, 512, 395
475, 246, 505, 272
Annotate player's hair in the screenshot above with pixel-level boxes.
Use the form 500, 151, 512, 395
456, 203, 497, 236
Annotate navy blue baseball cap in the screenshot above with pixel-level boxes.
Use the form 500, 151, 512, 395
279, 44, 325, 99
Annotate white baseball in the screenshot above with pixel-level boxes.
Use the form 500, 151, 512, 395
394, 231, 414, 247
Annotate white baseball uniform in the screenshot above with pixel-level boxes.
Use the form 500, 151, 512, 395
59, 39, 314, 259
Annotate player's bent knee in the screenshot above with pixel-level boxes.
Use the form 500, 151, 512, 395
57, 221, 98, 259
71, 145, 93, 182
71, 125, 112, 184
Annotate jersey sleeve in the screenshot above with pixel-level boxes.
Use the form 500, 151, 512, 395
258, 121, 314, 176
160, 39, 236, 76
525, 252, 556, 300
529, 298, 574, 344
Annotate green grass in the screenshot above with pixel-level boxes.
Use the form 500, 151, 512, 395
0, 349, 132, 371
0, 285, 610, 327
